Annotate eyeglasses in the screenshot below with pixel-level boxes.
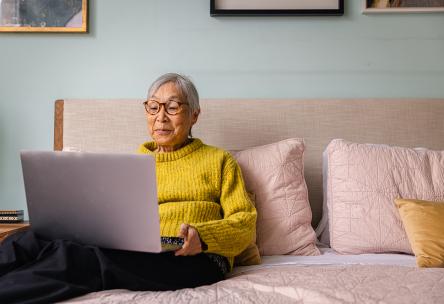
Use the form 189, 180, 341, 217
143, 100, 188, 115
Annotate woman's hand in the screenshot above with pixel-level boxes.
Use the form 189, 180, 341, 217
174, 223, 203, 256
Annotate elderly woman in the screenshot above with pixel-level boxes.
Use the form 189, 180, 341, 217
0, 73, 256, 303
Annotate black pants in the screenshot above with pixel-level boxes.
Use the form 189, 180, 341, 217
0, 231, 224, 304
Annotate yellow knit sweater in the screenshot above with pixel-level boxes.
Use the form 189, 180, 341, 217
137, 138, 257, 269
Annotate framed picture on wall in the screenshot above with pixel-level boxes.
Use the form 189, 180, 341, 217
210, 0, 344, 16
0, 0, 88, 32
363, 0, 444, 13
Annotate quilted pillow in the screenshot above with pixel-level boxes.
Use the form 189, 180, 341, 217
233, 139, 320, 256
326, 139, 444, 254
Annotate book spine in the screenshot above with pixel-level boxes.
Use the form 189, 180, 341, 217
0, 210, 24, 215
0, 216, 24, 221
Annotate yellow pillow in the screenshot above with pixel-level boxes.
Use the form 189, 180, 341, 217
395, 199, 444, 268
234, 192, 261, 266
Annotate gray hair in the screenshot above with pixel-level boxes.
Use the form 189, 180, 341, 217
147, 73, 200, 115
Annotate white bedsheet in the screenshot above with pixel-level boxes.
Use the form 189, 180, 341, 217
230, 247, 416, 277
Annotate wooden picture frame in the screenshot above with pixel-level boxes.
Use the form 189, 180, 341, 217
363, 0, 444, 13
210, 0, 344, 16
0, 0, 88, 33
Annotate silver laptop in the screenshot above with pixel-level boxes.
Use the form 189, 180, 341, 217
20, 151, 183, 253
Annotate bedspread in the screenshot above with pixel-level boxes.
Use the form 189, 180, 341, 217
63, 264, 444, 304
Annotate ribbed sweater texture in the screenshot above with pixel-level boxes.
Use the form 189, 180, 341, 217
137, 138, 257, 269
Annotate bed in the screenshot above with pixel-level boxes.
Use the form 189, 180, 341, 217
54, 98, 444, 303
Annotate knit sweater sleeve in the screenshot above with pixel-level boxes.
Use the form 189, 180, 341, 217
193, 153, 257, 258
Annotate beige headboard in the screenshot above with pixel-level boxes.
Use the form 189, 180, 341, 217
55, 98, 444, 227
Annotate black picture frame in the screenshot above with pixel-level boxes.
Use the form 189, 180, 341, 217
210, 0, 344, 16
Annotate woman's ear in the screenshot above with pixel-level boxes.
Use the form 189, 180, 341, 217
191, 109, 200, 125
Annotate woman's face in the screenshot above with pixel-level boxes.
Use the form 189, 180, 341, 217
147, 82, 199, 151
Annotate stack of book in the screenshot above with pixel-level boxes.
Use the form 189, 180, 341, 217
0, 210, 24, 223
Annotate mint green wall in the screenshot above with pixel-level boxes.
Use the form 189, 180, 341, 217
1, 1, 443, 214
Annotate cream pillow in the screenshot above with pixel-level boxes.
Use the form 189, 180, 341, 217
395, 199, 444, 268
326, 139, 444, 254
234, 139, 319, 256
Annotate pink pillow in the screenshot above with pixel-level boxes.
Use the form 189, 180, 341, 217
326, 139, 444, 254
234, 139, 320, 256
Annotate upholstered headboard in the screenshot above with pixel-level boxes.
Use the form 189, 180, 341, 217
54, 99, 444, 226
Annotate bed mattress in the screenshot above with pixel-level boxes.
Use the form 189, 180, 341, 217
63, 248, 444, 304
